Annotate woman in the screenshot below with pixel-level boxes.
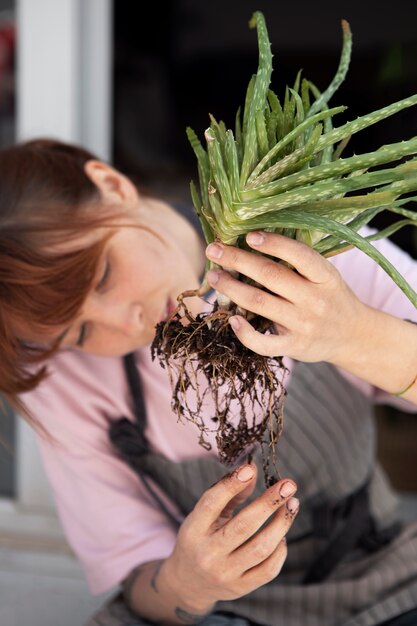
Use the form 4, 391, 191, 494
1, 138, 417, 626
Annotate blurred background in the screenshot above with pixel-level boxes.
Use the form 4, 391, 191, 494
0, 1, 416, 624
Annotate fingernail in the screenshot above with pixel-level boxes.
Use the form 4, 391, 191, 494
279, 481, 296, 498
229, 316, 241, 330
237, 465, 255, 482
246, 232, 265, 246
286, 497, 299, 514
206, 243, 223, 259
207, 269, 220, 285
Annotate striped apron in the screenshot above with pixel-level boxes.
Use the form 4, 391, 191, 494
86, 357, 417, 626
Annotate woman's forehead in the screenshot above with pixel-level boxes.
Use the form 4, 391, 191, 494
45, 226, 110, 254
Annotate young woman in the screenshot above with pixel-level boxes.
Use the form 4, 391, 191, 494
1, 138, 417, 626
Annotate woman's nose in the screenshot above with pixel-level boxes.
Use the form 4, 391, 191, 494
84, 299, 144, 336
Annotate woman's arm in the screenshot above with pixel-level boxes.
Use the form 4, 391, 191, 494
205, 231, 417, 405
122, 463, 299, 625
122, 559, 215, 625
328, 306, 417, 404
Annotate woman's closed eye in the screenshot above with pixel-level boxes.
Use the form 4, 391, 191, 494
96, 260, 111, 292
76, 260, 112, 347
76, 323, 88, 347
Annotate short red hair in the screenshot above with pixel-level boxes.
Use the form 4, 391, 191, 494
0, 139, 119, 414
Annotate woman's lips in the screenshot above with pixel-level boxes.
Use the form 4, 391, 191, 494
159, 298, 176, 322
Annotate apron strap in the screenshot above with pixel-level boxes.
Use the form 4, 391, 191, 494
108, 353, 181, 528
108, 353, 149, 457
123, 352, 148, 441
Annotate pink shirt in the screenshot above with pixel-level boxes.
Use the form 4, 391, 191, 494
22, 230, 417, 594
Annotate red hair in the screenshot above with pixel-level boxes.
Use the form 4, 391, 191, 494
0, 139, 121, 415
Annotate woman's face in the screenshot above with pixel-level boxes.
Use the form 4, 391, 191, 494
57, 218, 200, 356
47, 162, 204, 357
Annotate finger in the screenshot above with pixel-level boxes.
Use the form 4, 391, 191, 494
229, 315, 289, 357
207, 269, 296, 327
191, 463, 257, 531
245, 231, 334, 283
242, 537, 288, 588
206, 242, 305, 301
220, 479, 297, 551
231, 497, 299, 572
217, 464, 259, 524
212, 231, 332, 285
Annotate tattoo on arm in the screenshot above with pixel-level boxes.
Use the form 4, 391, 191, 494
122, 564, 145, 609
175, 606, 209, 624
123, 562, 211, 624
150, 561, 162, 593
123, 560, 163, 611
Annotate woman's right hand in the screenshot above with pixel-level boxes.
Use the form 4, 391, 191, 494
160, 463, 299, 616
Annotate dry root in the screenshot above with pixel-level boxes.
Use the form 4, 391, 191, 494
151, 296, 288, 486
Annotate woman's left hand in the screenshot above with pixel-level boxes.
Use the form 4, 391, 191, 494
205, 231, 365, 364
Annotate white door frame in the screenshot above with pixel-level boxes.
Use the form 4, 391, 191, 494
0, 0, 113, 544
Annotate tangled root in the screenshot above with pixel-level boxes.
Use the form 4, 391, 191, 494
151, 297, 288, 486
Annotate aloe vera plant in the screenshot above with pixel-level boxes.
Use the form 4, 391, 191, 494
187, 12, 417, 306
152, 11, 417, 484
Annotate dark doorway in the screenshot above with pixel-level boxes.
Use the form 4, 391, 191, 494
112, 0, 417, 257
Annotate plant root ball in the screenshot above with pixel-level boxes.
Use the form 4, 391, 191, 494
151, 300, 288, 486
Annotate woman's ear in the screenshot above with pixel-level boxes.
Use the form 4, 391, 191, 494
84, 160, 138, 206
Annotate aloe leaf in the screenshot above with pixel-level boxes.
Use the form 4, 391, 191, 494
386, 203, 417, 220
307, 20, 352, 118
224, 130, 241, 202
241, 137, 417, 200
301, 78, 311, 113
314, 198, 417, 254
306, 80, 335, 164
268, 90, 285, 140
205, 128, 233, 214
242, 75, 256, 145
316, 94, 417, 153
235, 161, 417, 220
332, 135, 351, 161
186, 127, 210, 207
283, 86, 296, 147
246, 123, 324, 190
256, 108, 269, 159
321, 219, 416, 256
267, 109, 278, 150
240, 12, 273, 186
247, 105, 346, 183
314, 207, 386, 254
289, 88, 306, 151
207, 185, 228, 235
238, 189, 398, 221
363, 219, 416, 240
190, 181, 215, 244
209, 114, 228, 161
235, 107, 243, 165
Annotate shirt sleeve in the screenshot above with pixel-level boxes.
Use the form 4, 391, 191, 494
329, 227, 417, 410
22, 355, 179, 596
